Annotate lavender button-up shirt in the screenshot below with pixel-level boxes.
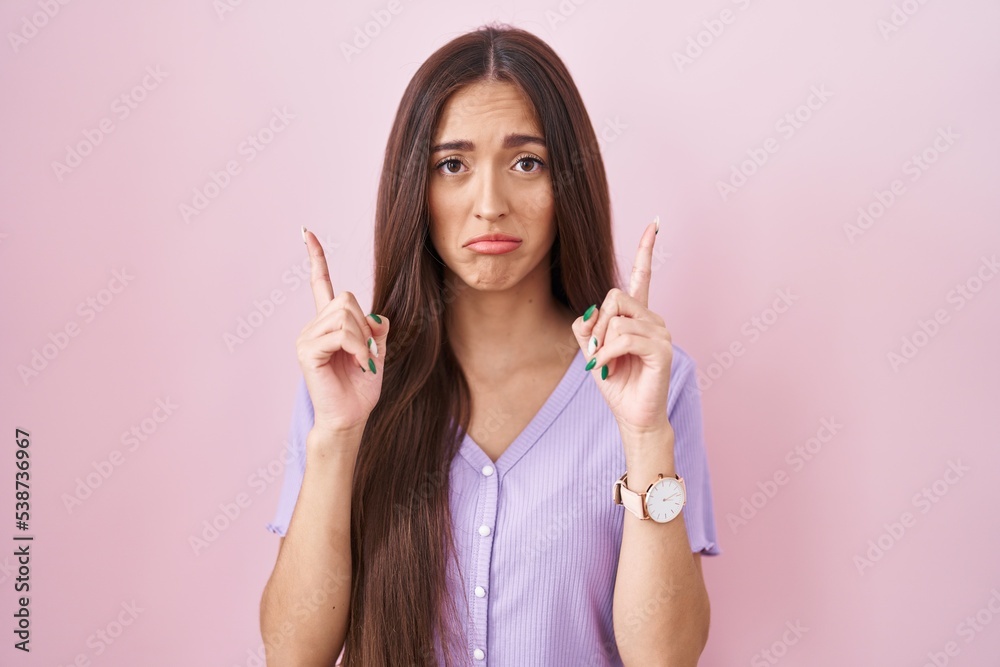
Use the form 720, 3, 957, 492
266, 344, 721, 666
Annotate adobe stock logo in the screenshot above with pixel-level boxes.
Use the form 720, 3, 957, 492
694, 288, 799, 394
61, 397, 178, 513
750, 620, 809, 667
672, 0, 758, 73
877, 0, 934, 40
853, 459, 969, 575
51, 66, 168, 182
55, 600, 144, 667
222, 229, 341, 353
338, 0, 409, 63
920, 588, 1000, 667
844, 126, 959, 244
179, 106, 295, 224
716, 85, 833, 202
213, 0, 248, 20
17, 268, 136, 386
886, 254, 998, 372
189, 438, 302, 555
726, 417, 841, 535
7, 0, 73, 54
544, 0, 595, 32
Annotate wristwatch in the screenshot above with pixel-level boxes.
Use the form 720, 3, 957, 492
613, 472, 686, 523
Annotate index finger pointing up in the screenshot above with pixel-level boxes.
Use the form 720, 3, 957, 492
628, 215, 658, 308
303, 226, 335, 314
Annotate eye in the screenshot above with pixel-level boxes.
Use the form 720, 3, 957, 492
513, 154, 545, 174
434, 157, 467, 175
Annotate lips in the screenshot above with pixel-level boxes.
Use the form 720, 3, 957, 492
463, 232, 523, 255
463, 233, 522, 246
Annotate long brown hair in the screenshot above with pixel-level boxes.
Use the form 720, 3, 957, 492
344, 23, 621, 665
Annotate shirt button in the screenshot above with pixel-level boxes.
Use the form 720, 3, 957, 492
478, 524, 491, 536
481, 465, 494, 476
473, 648, 485, 660
474, 586, 486, 598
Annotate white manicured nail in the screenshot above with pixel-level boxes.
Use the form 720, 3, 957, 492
368, 336, 379, 358
588, 335, 598, 356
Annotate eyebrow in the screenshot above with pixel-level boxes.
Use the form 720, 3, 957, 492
430, 133, 546, 154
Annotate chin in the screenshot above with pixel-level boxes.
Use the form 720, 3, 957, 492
460, 266, 522, 290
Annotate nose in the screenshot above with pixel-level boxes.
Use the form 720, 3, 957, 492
473, 165, 509, 223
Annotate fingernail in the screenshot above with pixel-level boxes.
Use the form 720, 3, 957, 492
368, 358, 377, 374
368, 312, 383, 324
587, 336, 598, 357
368, 337, 379, 358
301, 225, 308, 243
585, 357, 597, 371
583, 304, 597, 322
654, 215, 659, 236
360, 364, 366, 373
601, 364, 608, 380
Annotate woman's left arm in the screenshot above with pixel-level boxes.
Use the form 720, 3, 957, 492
572, 218, 710, 666
612, 425, 710, 666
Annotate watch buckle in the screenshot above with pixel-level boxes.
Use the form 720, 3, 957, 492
612, 472, 627, 504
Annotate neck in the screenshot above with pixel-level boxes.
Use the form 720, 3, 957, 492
443, 259, 577, 382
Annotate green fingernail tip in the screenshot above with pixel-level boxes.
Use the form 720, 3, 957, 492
368, 313, 382, 323
583, 304, 596, 321
601, 365, 608, 380
585, 357, 597, 371
368, 358, 377, 374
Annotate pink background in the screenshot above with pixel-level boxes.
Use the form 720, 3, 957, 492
3, 1, 999, 665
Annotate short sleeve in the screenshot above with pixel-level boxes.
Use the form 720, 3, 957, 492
667, 344, 722, 556
265, 374, 314, 536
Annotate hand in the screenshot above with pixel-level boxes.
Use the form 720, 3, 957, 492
571, 218, 673, 438
295, 227, 389, 442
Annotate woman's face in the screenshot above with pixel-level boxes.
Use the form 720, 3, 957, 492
427, 80, 555, 292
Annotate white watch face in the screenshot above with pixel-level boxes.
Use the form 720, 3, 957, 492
646, 477, 685, 523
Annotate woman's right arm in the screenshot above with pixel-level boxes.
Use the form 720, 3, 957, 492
260, 426, 361, 666
260, 226, 390, 666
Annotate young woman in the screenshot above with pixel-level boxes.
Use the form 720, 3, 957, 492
260, 23, 720, 667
